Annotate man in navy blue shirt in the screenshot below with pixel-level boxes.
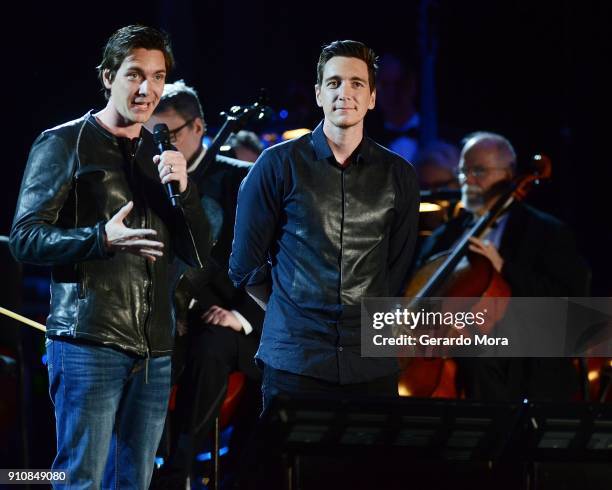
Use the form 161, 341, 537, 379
229, 40, 420, 409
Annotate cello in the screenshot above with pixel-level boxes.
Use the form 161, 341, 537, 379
398, 154, 552, 398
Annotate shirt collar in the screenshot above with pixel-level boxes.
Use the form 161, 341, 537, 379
311, 120, 371, 165
311, 121, 333, 161
87, 110, 147, 143
187, 144, 207, 173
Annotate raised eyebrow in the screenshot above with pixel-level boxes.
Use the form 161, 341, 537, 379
124, 66, 166, 76
124, 65, 144, 73
324, 75, 341, 83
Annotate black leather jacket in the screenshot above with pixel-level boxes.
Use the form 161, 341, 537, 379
10, 112, 211, 357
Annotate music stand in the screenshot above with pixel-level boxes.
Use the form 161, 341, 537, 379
256, 395, 522, 489
505, 401, 612, 490
515, 401, 612, 462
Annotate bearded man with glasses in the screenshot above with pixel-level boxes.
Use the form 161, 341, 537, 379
416, 131, 590, 401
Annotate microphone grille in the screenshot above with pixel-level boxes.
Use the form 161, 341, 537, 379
153, 123, 169, 145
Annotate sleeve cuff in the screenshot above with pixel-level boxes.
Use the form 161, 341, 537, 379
179, 179, 199, 204
231, 309, 253, 335
95, 221, 114, 259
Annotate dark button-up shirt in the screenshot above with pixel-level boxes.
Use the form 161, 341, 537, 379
229, 122, 419, 383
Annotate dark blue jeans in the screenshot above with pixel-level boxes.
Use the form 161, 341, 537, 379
46, 339, 171, 489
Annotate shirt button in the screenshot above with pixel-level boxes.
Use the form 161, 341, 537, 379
338, 346, 343, 352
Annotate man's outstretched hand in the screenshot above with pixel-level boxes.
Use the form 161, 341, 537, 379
104, 201, 164, 262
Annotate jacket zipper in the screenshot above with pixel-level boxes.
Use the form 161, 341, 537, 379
339, 170, 346, 303
143, 202, 153, 376
132, 139, 152, 365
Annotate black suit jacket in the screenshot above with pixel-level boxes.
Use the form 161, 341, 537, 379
418, 202, 590, 297
416, 202, 590, 401
175, 153, 264, 335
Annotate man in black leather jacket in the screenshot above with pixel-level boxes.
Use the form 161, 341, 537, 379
230, 40, 420, 408
9, 26, 210, 489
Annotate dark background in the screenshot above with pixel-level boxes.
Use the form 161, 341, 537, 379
0, 0, 610, 469
3, 0, 609, 291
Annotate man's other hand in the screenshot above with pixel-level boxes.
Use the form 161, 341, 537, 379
201, 305, 243, 332
104, 201, 164, 262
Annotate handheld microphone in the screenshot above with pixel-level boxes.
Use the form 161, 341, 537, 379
153, 123, 181, 209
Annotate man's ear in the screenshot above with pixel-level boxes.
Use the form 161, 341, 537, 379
102, 69, 114, 89
368, 88, 376, 110
314, 84, 322, 108
193, 117, 206, 137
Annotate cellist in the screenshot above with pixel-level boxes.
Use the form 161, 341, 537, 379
416, 131, 590, 401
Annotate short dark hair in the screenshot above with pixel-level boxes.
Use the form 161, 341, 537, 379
154, 80, 205, 123
228, 130, 264, 155
97, 25, 175, 100
317, 40, 378, 92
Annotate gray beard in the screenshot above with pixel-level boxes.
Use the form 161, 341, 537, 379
461, 184, 485, 213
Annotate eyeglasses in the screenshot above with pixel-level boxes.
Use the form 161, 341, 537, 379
168, 118, 195, 143
457, 166, 508, 181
